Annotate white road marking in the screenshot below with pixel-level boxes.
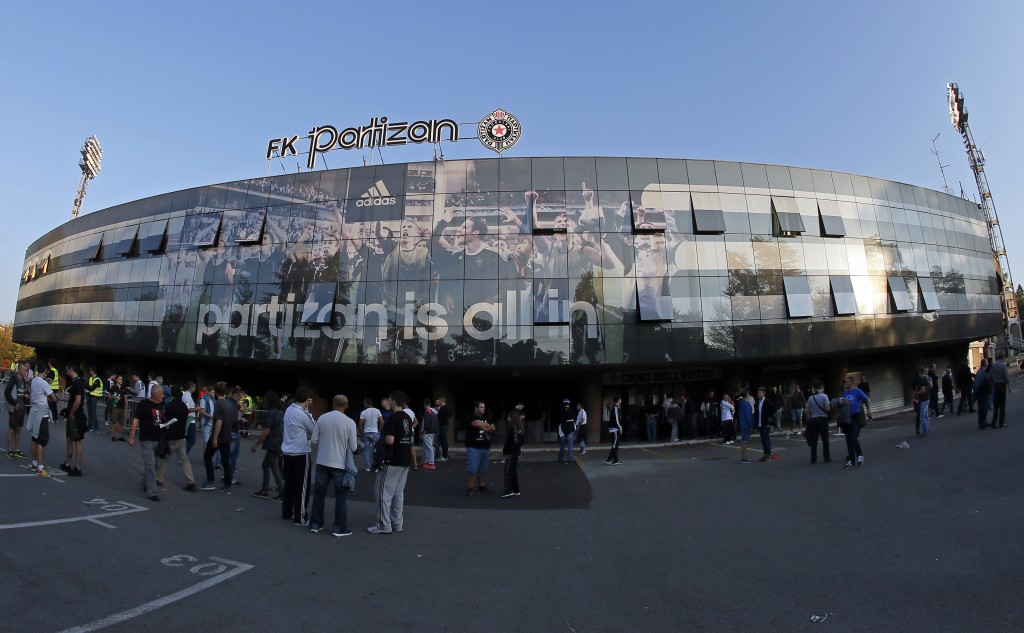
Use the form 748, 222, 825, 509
87, 518, 117, 529
55, 557, 254, 633
0, 502, 147, 530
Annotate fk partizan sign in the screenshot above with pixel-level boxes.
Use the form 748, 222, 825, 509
266, 109, 522, 169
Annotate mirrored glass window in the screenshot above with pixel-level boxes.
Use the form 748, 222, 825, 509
691, 192, 726, 234
817, 200, 846, 237
918, 276, 940, 311
783, 276, 813, 318
887, 275, 913, 312
830, 275, 858, 315
138, 220, 167, 254
113, 225, 139, 256
772, 197, 805, 235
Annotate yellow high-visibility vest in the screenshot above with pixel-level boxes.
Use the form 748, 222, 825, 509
89, 375, 104, 397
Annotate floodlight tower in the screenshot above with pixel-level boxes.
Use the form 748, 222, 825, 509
71, 135, 103, 220
947, 83, 1021, 352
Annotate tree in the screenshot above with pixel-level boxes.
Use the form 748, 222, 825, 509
0, 322, 35, 364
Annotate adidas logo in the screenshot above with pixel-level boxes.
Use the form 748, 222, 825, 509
356, 180, 397, 207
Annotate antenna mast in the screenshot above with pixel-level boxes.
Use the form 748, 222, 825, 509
947, 83, 1021, 352
930, 133, 950, 194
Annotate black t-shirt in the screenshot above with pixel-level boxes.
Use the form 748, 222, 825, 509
68, 376, 87, 423
464, 411, 492, 449
213, 398, 237, 443
109, 385, 127, 410
382, 410, 413, 467
134, 398, 165, 442
163, 398, 189, 441
437, 405, 453, 428
261, 409, 284, 453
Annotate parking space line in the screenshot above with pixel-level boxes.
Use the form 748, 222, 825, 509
87, 518, 117, 529
0, 502, 147, 530
639, 447, 683, 461
56, 558, 254, 633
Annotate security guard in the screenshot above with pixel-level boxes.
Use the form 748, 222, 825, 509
87, 367, 105, 433
47, 359, 61, 421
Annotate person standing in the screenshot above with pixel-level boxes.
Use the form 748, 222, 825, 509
251, 391, 285, 499
989, 352, 1011, 429
686, 392, 701, 439
5, 362, 30, 460
435, 397, 452, 461
928, 364, 941, 417
575, 401, 588, 455
280, 387, 315, 525
464, 400, 495, 495
804, 383, 831, 464
420, 399, 438, 470
309, 395, 358, 537
60, 364, 87, 477
182, 381, 199, 454
754, 387, 775, 462
841, 376, 871, 468
972, 360, 993, 429
956, 360, 975, 415
128, 385, 166, 501
86, 367, 104, 434
736, 391, 753, 464
201, 383, 237, 494
358, 397, 383, 472
501, 409, 525, 497
108, 375, 127, 442
644, 404, 658, 442
156, 385, 197, 492
557, 399, 576, 463
913, 367, 932, 437
789, 386, 806, 435
664, 396, 681, 443
605, 397, 623, 465
45, 359, 61, 423
768, 386, 782, 432
720, 394, 735, 445
198, 386, 215, 445
939, 368, 955, 417
369, 391, 413, 534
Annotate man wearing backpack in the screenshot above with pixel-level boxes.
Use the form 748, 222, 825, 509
804, 383, 831, 464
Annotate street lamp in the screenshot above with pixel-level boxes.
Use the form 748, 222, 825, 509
71, 135, 102, 219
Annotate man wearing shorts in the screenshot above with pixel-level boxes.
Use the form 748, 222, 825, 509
464, 400, 495, 495
60, 364, 87, 476
5, 362, 30, 459
736, 390, 754, 464
26, 363, 57, 476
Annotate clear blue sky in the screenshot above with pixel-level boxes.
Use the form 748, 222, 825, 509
2, 0, 1021, 321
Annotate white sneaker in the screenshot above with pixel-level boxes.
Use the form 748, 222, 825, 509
857, 455, 864, 466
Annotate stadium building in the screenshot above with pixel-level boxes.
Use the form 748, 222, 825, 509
15, 157, 1001, 443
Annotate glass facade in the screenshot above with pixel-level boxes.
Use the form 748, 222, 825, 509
15, 157, 1002, 367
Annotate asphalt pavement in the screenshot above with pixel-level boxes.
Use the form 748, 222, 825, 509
2, 375, 1023, 633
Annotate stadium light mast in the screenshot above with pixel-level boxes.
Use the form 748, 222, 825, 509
71, 135, 102, 220
948, 83, 1021, 352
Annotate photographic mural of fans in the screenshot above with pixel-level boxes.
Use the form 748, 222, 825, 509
16, 157, 1001, 369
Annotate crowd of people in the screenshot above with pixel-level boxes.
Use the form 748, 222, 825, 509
3, 353, 1013, 536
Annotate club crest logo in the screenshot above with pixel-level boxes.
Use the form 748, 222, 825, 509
477, 109, 522, 154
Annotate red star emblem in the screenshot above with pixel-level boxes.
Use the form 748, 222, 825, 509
491, 124, 507, 137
